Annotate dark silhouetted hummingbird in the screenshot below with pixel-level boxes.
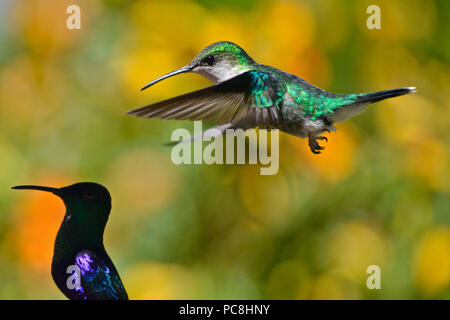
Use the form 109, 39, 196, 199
12, 182, 128, 300
128, 41, 416, 153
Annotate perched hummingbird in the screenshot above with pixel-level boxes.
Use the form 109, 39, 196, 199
12, 182, 128, 300
128, 41, 416, 153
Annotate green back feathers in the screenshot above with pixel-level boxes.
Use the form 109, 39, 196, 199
248, 71, 284, 108
287, 84, 359, 120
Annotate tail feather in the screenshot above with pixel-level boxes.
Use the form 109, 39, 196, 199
356, 87, 417, 104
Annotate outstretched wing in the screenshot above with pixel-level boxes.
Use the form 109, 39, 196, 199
127, 70, 285, 127
74, 250, 128, 300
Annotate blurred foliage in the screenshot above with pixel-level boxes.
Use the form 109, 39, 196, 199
0, 0, 448, 300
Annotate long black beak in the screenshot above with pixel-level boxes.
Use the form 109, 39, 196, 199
140, 66, 193, 91
12, 185, 61, 195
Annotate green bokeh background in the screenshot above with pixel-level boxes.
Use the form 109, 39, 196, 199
0, 0, 448, 299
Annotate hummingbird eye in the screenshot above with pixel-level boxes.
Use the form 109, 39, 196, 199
202, 55, 215, 66
81, 191, 96, 201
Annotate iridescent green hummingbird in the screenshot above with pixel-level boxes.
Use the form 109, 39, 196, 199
128, 41, 416, 153
12, 182, 128, 300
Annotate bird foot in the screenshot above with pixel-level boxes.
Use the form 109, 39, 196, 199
308, 134, 328, 154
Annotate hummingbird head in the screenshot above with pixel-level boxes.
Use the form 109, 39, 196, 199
140, 41, 256, 91
12, 182, 112, 241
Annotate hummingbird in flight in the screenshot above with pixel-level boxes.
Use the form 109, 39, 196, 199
12, 182, 128, 300
128, 41, 416, 153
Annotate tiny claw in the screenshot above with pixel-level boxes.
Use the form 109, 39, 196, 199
309, 133, 328, 154
323, 129, 331, 133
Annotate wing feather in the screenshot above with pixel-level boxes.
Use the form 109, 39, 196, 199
128, 70, 284, 127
